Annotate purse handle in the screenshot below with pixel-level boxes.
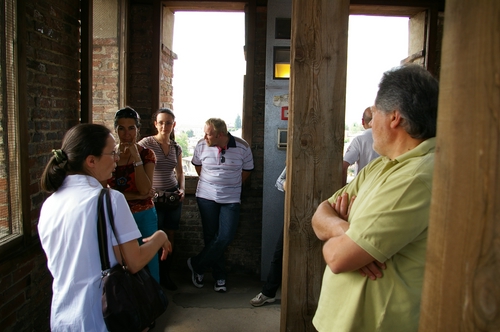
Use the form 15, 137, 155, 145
97, 188, 125, 273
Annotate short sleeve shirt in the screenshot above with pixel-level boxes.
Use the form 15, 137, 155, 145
138, 136, 182, 190
191, 133, 254, 203
344, 128, 380, 173
38, 175, 141, 331
313, 138, 436, 332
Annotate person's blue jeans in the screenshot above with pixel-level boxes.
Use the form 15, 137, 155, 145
133, 208, 160, 283
191, 197, 241, 280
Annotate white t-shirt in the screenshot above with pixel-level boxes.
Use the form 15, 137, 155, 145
191, 133, 254, 203
344, 128, 379, 173
38, 175, 141, 332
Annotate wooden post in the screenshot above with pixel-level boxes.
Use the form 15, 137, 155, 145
281, 0, 349, 330
419, 0, 500, 330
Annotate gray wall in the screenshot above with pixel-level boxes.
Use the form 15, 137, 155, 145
261, 0, 291, 280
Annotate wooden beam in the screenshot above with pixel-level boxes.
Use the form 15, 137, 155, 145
424, 5, 438, 76
241, 1, 256, 146
17, 0, 32, 247
163, 1, 246, 12
281, 0, 349, 330
419, 0, 500, 330
349, 0, 444, 16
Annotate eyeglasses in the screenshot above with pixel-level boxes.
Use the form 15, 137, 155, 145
220, 149, 226, 163
102, 150, 120, 158
115, 108, 139, 120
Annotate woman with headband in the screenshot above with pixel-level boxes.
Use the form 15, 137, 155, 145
106, 106, 160, 282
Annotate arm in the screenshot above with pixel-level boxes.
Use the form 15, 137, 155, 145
132, 146, 154, 196
242, 170, 251, 183
195, 165, 202, 176
120, 159, 155, 200
175, 152, 185, 201
312, 194, 382, 275
121, 143, 153, 196
113, 230, 172, 274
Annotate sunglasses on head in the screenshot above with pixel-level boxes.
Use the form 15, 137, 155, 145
115, 108, 139, 120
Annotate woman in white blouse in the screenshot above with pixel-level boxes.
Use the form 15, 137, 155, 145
38, 123, 171, 332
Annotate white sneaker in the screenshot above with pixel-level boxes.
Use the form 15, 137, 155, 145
250, 292, 275, 307
214, 279, 226, 292
187, 258, 204, 288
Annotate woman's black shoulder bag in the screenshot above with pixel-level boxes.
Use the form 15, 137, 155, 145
97, 188, 168, 332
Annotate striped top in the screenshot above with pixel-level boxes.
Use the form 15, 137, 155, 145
191, 133, 254, 204
138, 136, 182, 191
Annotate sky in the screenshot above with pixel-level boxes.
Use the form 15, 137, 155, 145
171, 12, 408, 131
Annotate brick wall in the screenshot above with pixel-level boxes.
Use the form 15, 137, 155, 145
93, 36, 120, 131
160, 46, 175, 109
0, 0, 81, 331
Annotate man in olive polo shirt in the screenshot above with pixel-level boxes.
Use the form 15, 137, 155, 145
312, 64, 439, 332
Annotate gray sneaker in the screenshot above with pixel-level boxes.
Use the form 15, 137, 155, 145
187, 258, 204, 288
250, 292, 275, 307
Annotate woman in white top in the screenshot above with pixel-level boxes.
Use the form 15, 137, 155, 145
38, 123, 171, 332
139, 108, 184, 290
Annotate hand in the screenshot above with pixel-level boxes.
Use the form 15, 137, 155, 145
143, 231, 172, 260
177, 189, 185, 202
331, 193, 386, 279
332, 192, 356, 221
158, 238, 173, 260
120, 142, 141, 160
359, 260, 386, 280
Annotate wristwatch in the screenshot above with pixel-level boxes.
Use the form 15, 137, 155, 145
133, 160, 143, 167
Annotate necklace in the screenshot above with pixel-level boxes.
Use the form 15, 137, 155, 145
114, 154, 132, 189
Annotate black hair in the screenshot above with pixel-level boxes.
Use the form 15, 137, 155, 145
41, 124, 111, 193
114, 106, 141, 129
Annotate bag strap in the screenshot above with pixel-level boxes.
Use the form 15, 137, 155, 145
97, 188, 127, 273
97, 188, 111, 271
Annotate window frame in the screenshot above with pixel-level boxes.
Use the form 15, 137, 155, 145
0, 0, 32, 257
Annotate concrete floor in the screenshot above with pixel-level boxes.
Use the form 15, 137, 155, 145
154, 270, 281, 332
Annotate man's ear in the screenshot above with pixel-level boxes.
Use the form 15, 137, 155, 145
390, 110, 403, 129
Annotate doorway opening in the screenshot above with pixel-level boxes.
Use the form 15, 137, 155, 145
171, 11, 246, 167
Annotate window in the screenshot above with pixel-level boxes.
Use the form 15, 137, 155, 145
0, 0, 23, 252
